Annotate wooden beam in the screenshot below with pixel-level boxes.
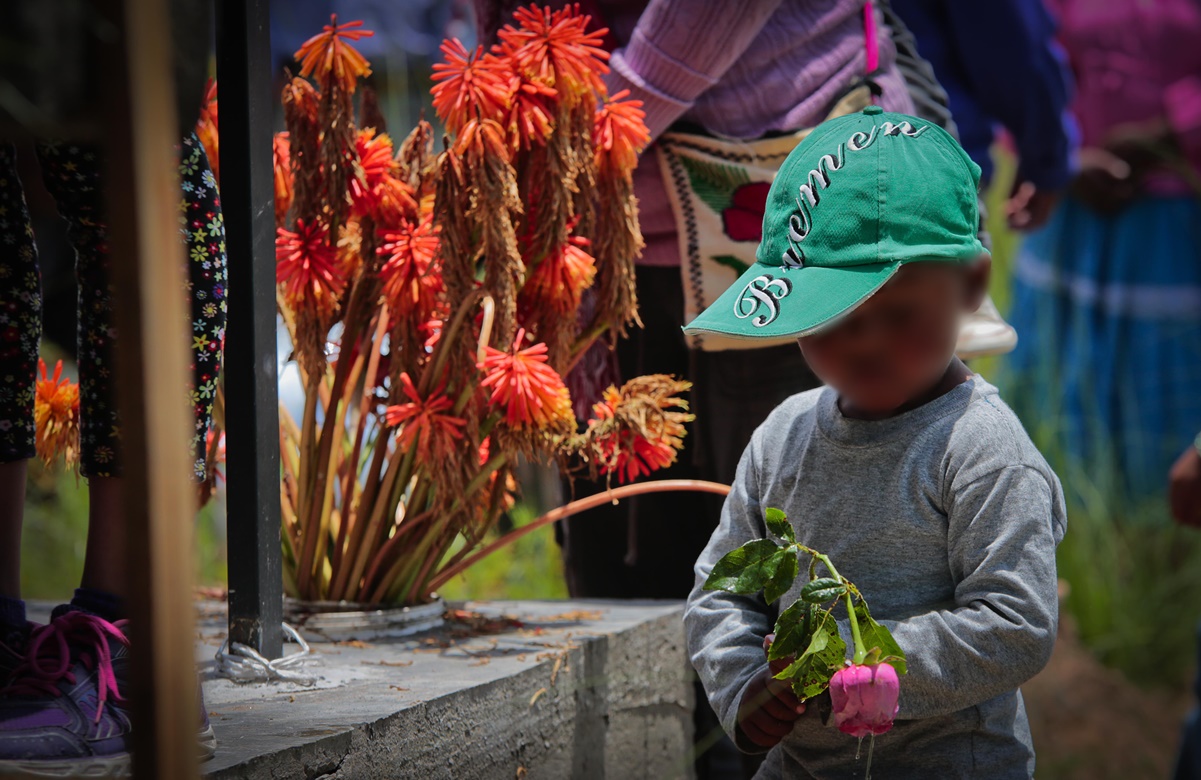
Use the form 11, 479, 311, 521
98, 0, 200, 777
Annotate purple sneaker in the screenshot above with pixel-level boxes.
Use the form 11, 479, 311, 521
0, 607, 218, 776
0, 607, 133, 777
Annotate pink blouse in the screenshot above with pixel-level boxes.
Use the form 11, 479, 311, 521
1050, 0, 1201, 194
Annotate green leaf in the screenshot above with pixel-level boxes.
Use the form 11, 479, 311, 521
679, 156, 751, 214
800, 577, 846, 604
703, 539, 785, 594
774, 610, 847, 701
768, 600, 813, 661
762, 550, 799, 605
854, 602, 908, 675
763, 508, 795, 543
712, 255, 752, 276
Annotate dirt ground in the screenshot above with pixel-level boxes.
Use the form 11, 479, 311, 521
1024, 618, 1192, 780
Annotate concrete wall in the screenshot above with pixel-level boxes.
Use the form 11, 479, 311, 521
201, 601, 696, 780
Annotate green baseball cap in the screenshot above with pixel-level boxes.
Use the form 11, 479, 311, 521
682, 106, 987, 341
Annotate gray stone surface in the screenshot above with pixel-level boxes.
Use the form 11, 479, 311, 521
29, 599, 695, 779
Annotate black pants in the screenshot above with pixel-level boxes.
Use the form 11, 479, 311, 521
559, 266, 821, 779
560, 265, 819, 598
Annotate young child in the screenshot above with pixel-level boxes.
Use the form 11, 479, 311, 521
682, 106, 1067, 778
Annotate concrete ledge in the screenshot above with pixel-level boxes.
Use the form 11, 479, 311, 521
194, 600, 695, 779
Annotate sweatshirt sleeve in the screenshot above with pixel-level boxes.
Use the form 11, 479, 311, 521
603, 0, 784, 141
944, 0, 1077, 190
884, 464, 1062, 720
684, 439, 776, 744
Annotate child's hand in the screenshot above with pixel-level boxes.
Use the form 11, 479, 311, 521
735, 634, 807, 749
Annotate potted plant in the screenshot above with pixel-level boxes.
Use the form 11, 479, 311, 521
259, 7, 723, 634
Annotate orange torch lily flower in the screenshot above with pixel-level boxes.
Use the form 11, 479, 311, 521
195, 78, 220, 182
385, 373, 466, 461
273, 132, 293, 226
584, 377, 693, 484
521, 234, 596, 314
593, 90, 650, 174
276, 219, 346, 318
432, 39, 513, 135
34, 359, 80, 469
295, 15, 374, 93
377, 218, 442, 320
478, 329, 573, 430
509, 76, 557, 149
499, 5, 609, 94
350, 128, 400, 217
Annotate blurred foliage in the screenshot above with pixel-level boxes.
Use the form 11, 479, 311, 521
984, 149, 1201, 689
20, 460, 227, 601
437, 502, 568, 602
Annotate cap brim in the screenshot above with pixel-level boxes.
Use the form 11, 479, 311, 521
682, 260, 902, 341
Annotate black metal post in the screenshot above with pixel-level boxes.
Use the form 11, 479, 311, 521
216, 0, 283, 659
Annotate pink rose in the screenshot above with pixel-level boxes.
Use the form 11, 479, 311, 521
829, 663, 899, 738
722, 182, 771, 242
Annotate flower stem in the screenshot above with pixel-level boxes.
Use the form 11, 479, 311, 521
807, 550, 868, 665
426, 480, 731, 593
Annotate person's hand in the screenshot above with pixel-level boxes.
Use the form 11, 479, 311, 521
736, 634, 806, 749
1169, 440, 1201, 528
1070, 147, 1139, 215
1105, 116, 1174, 175
1006, 180, 1061, 231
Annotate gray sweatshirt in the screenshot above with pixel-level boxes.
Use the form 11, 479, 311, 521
685, 375, 1067, 779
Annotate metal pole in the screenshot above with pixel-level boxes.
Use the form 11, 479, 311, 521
98, 0, 200, 775
216, 0, 283, 659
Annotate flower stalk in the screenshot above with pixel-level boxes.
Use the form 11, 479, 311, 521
264, 7, 701, 608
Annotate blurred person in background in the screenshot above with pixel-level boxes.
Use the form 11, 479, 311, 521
889, 0, 1077, 358
1005, 0, 1201, 506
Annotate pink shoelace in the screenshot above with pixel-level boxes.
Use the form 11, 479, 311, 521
4, 612, 130, 723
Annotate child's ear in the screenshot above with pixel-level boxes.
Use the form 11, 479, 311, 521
964, 255, 991, 313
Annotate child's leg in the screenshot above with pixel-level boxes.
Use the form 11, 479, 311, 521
0, 142, 43, 606
0, 463, 26, 601
178, 132, 227, 480
34, 141, 127, 607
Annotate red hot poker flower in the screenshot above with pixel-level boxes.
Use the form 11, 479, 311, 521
384, 373, 466, 461
195, 78, 220, 182
377, 218, 442, 320
34, 359, 80, 469
499, 5, 610, 95
589, 388, 678, 483
295, 15, 374, 93
593, 90, 649, 175
272, 132, 293, 226
276, 219, 345, 319
509, 76, 557, 150
521, 234, 596, 314
583, 377, 692, 484
478, 329, 573, 430
431, 39, 513, 135
351, 128, 413, 219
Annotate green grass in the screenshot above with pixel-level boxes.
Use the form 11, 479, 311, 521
982, 150, 1201, 689
19, 463, 229, 601
436, 503, 568, 602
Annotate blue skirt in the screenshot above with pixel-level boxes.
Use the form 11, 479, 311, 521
1005, 194, 1201, 505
